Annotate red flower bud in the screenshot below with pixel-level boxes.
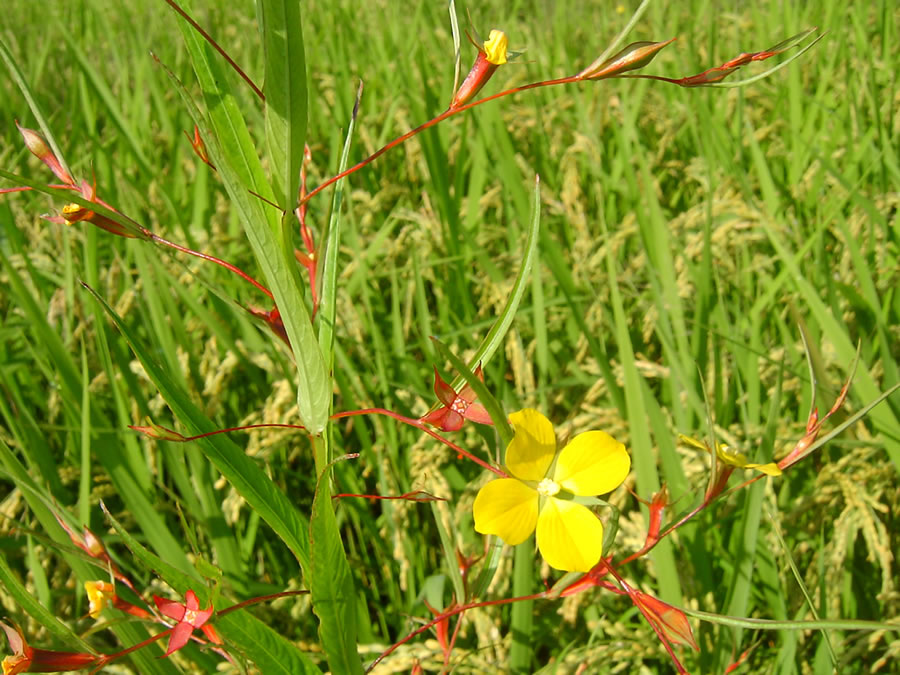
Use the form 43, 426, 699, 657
15, 121, 75, 186
1, 621, 100, 674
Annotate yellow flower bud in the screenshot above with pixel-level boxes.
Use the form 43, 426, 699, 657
84, 580, 115, 619
483, 30, 508, 65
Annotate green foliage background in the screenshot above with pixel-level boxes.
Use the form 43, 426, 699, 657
0, 0, 897, 672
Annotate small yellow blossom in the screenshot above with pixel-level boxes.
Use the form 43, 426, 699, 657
84, 580, 115, 619
473, 409, 630, 572
483, 30, 509, 65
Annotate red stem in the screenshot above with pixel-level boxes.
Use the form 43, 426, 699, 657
332, 408, 506, 476
100, 628, 171, 669
300, 76, 576, 206
162, 0, 265, 101
160, 422, 306, 442
143, 410, 505, 477
150, 233, 274, 300
217, 590, 309, 618
616, 468, 768, 567
366, 592, 546, 672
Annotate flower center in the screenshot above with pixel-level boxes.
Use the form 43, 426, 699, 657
451, 399, 469, 414
536, 478, 560, 497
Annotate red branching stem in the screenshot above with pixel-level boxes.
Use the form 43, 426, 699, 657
331, 408, 506, 476
296, 146, 319, 315
445, 611, 465, 670
367, 592, 546, 672
616, 500, 708, 567
617, 472, 759, 566
217, 590, 309, 618
100, 628, 171, 668
149, 233, 274, 300
162, 0, 264, 101
333, 491, 446, 502
145, 422, 306, 442
298, 145, 314, 252
300, 76, 575, 206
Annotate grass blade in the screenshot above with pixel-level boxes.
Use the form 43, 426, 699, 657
318, 82, 362, 377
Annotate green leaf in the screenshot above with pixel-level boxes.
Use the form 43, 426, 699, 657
318, 82, 362, 378
309, 456, 363, 675
260, 0, 308, 208
447, 174, 541, 397
81, 283, 312, 572
173, 0, 329, 433
217, 612, 322, 675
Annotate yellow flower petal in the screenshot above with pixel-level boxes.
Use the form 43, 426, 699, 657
506, 409, 556, 481
715, 443, 750, 467
745, 462, 782, 476
85, 580, 114, 619
554, 430, 630, 496
473, 478, 538, 546
483, 30, 508, 65
536, 498, 604, 572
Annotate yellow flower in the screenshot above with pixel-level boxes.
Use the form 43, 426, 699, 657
84, 580, 115, 619
473, 409, 630, 572
678, 435, 782, 476
483, 30, 509, 65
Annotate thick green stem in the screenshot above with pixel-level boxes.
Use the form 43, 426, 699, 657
509, 539, 535, 673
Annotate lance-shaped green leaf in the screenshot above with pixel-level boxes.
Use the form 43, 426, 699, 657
172, 3, 329, 432
82, 283, 312, 573
309, 456, 363, 675
260, 0, 307, 208
318, 82, 362, 377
